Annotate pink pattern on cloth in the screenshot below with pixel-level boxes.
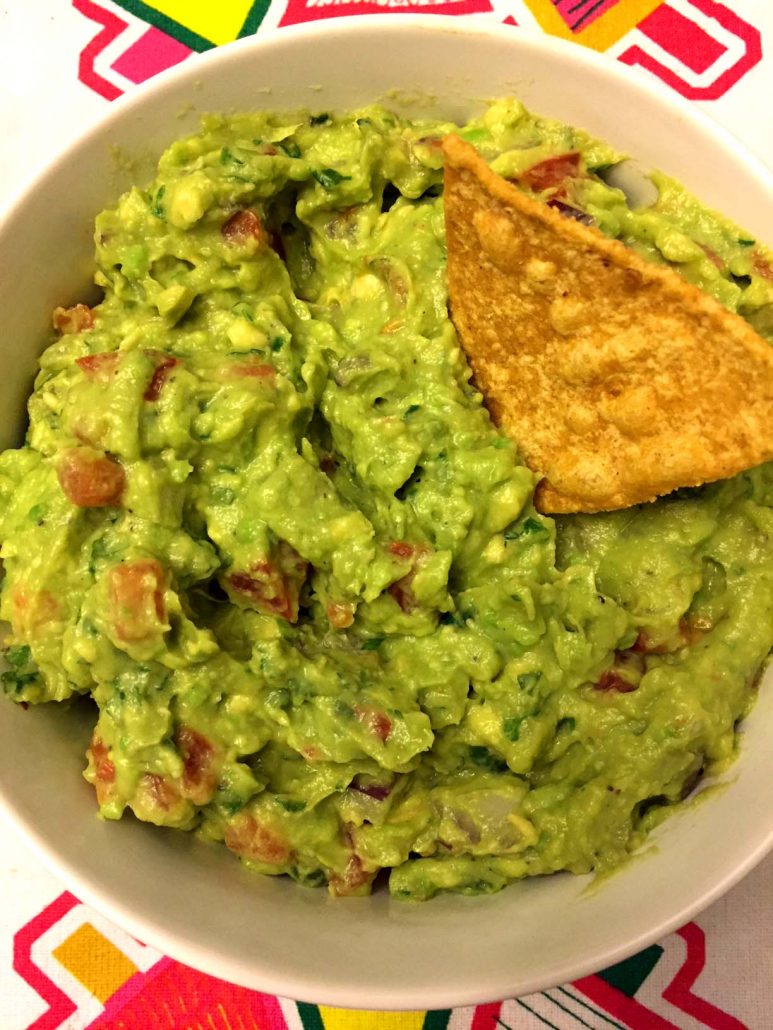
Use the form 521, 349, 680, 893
553, 0, 622, 33
619, 0, 761, 100
13, 892, 79, 1030
85, 956, 289, 1029
279, 0, 492, 28
638, 2, 726, 73
111, 26, 192, 84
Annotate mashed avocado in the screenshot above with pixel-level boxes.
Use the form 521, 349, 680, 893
0, 100, 771, 900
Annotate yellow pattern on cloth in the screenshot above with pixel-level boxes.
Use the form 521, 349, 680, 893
140, 0, 257, 46
523, 0, 664, 50
52, 921, 138, 1004
319, 1008, 426, 1030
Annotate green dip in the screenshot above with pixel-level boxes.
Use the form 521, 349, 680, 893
1, 100, 771, 900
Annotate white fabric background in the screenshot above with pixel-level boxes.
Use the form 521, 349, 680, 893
0, 3, 770, 1027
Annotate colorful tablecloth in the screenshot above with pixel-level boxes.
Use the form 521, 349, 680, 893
0, 3, 771, 1028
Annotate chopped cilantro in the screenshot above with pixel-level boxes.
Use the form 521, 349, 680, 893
220, 147, 244, 165
5, 645, 31, 669
91, 536, 111, 558
503, 717, 522, 742
2, 645, 38, 695
438, 610, 465, 628
504, 516, 548, 541
221, 798, 247, 816
517, 671, 541, 691
313, 168, 351, 190
277, 797, 307, 812
27, 503, 46, 523
278, 141, 301, 159
88, 536, 112, 573
361, 637, 384, 651
468, 745, 507, 773
291, 867, 327, 888
150, 185, 166, 219
2, 670, 37, 692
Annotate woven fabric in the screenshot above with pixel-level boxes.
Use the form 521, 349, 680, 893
0, 3, 770, 1027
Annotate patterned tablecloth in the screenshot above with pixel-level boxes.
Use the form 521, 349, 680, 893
0, 3, 771, 1028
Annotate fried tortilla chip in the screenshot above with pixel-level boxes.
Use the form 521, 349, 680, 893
442, 134, 773, 513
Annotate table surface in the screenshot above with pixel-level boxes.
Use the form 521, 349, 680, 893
0, 3, 771, 1028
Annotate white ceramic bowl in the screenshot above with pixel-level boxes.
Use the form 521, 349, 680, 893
0, 17, 771, 1010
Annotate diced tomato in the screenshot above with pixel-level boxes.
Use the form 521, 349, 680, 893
594, 670, 638, 693
57, 447, 125, 508
381, 318, 405, 335
227, 541, 307, 623
631, 630, 671, 655
229, 567, 295, 621
76, 352, 119, 381
387, 542, 430, 613
53, 304, 94, 334
11, 588, 60, 635
89, 736, 115, 783
700, 245, 724, 271
224, 814, 293, 865
143, 351, 180, 401
329, 853, 373, 897
141, 772, 180, 813
301, 744, 322, 762
388, 578, 417, 613
679, 614, 711, 647
389, 540, 415, 560
88, 734, 116, 805
176, 726, 217, 803
594, 639, 646, 693
416, 136, 443, 151
521, 152, 581, 193
355, 705, 392, 742
753, 254, 773, 280
107, 558, 166, 644
632, 616, 710, 656
229, 361, 275, 379
326, 600, 355, 630
222, 209, 265, 246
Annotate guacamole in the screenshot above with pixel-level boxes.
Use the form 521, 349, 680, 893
0, 100, 771, 900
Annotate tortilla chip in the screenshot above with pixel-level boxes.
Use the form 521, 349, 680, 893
442, 134, 773, 513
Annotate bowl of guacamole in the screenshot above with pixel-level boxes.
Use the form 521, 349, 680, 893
0, 17, 770, 1008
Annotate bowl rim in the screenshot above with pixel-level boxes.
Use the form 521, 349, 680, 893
2, 14, 772, 226
0, 14, 772, 1010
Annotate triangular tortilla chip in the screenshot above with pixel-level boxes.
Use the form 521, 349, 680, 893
442, 134, 773, 513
